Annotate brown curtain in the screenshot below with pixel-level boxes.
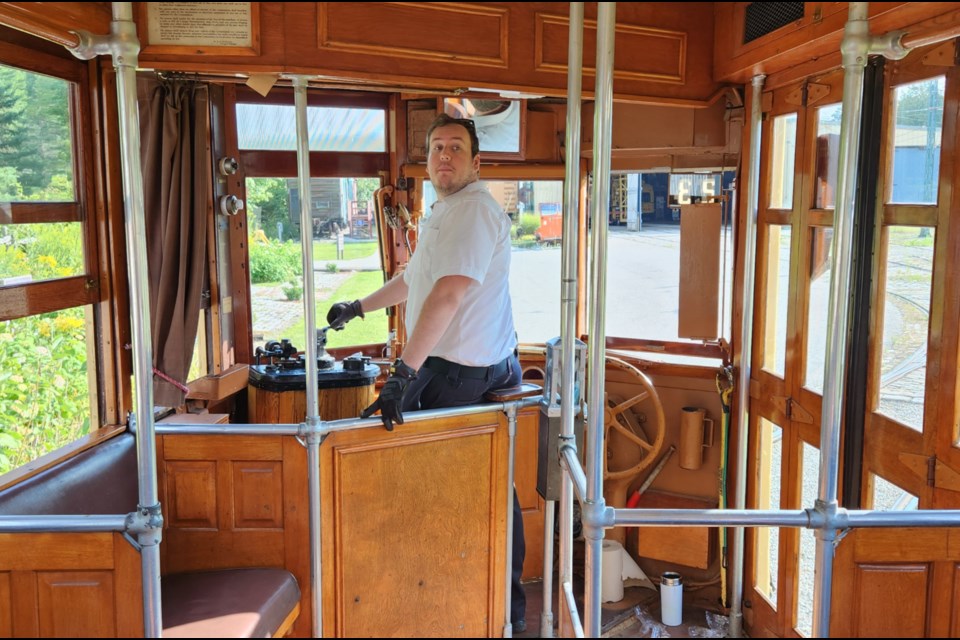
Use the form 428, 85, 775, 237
137, 75, 209, 407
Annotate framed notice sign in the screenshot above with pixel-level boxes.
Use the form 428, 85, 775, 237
139, 2, 261, 56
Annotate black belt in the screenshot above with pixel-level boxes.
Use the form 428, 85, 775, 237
423, 355, 509, 381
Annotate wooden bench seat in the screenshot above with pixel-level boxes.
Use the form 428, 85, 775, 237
0, 432, 301, 638
162, 568, 301, 638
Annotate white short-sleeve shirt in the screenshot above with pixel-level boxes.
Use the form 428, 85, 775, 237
404, 181, 516, 366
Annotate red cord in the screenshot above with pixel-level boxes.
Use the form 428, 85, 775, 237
153, 367, 190, 394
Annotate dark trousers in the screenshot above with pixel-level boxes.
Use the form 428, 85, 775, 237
402, 353, 526, 623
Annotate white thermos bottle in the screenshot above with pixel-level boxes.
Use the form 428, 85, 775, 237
660, 571, 683, 626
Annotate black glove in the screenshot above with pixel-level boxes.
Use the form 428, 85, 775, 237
361, 358, 418, 431
326, 299, 364, 330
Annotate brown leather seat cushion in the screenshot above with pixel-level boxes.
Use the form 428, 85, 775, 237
0, 432, 137, 515
162, 568, 300, 638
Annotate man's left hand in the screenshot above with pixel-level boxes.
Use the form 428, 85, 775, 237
361, 359, 418, 431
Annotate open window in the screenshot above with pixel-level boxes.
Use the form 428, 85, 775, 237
233, 88, 391, 355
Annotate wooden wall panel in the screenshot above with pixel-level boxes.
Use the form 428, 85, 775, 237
112, 536, 144, 637
0, 533, 142, 638
10, 572, 38, 637
0, 572, 11, 637
952, 564, 960, 636
0, 2, 110, 47
834, 528, 960, 637
165, 461, 218, 529
37, 571, 116, 637
158, 434, 310, 638
537, 12, 685, 84
130, 2, 721, 105
855, 565, 929, 637
514, 407, 544, 580
321, 3, 507, 68
320, 412, 508, 638
233, 461, 284, 529
0, 533, 113, 571
714, 2, 960, 86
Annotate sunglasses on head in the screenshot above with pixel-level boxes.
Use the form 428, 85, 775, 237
449, 117, 477, 133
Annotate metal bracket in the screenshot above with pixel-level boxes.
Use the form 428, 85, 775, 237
126, 504, 164, 546
834, 527, 851, 547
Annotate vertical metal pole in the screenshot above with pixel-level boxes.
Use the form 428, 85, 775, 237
105, 4, 163, 635
541, 500, 555, 637
813, 3, 869, 636
291, 77, 320, 425
504, 404, 518, 637
728, 73, 764, 639
585, 3, 616, 637
556, 3, 584, 637
291, 75, 324, 638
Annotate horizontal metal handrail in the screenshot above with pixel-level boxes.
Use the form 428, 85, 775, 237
0, 514, 128, 533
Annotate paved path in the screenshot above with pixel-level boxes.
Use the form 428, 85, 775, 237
251, 271, 352, 342
314, 251, 381, 272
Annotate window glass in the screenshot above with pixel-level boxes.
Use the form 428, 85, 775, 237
769, 113, 797, 209
814, 104, 841, 209
0, 306, 93, 474
761, 225, 791, 377
187, 309, 208, 382
870, 473, 918, 511
890, 76, 944, 205
423, 179, 563, 344
754, 418, 783, 607
804, 228, 833, 393
236, 104, 386, 152
877, 226, 933, 431
795, 441, 820, 637
602, 171, 735, 353
0, 222, 84, 284
0, 64, 75, 202
246, 177, 386, 353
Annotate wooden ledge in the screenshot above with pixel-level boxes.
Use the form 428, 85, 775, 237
187, 364, 249, 402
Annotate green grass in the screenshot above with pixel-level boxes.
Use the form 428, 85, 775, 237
285, 270, 388, 348
312, 241, 378, 261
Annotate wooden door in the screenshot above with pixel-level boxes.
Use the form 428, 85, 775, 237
744, 69, 848, 637
832, 41, 960, 638
746, 41, 960, 638
319, 410, 510, 638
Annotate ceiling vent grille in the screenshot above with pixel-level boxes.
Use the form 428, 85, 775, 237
743, 2, 805, 44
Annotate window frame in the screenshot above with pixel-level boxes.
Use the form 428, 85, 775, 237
0, 37, 110, 479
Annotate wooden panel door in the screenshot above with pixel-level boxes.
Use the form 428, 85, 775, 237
746, 41, 960, 638
831, 40, 960, 640
319, 410, 509, 638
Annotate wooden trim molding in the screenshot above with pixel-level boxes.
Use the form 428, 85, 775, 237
186, 364, 250, 402
0, 2, 110, 48
0, 276, 98, 321
0, 202, 80, 224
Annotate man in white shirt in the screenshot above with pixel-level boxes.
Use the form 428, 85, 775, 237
327, 112, 525, 631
